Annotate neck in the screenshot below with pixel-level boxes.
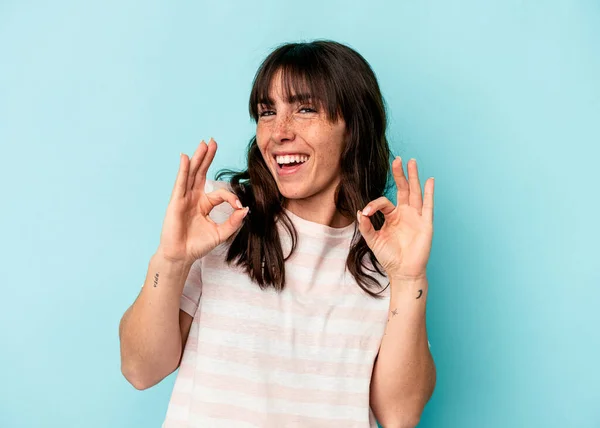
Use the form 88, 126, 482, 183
284, 197, 354, 229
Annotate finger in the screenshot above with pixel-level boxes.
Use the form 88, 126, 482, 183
360, 196, 396, 218
217, 206, 250, 240
187, 140, 208, 191
204, 188, 245, 213
171, 153, 190, 201
356, 209, 376, 246
194, 138, 217, 191
357, 196, 395, 248
392, 156, 410, 206
204, 187, 248, 241
422, 177, 435, 224
407, 158, 423, 214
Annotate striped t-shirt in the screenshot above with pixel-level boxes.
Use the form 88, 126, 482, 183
162, 180, 391, 428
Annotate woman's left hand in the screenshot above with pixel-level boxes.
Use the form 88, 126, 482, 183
357, 157, 435, 281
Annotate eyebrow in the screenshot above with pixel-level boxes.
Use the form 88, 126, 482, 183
258, 93, 314, 107
288, 93, 313, 104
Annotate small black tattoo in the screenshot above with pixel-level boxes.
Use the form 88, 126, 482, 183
391, 309, 398, 316
153, 272, 159, 287
416, 289, 423, 299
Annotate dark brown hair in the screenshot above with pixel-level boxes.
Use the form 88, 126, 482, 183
216, 40, 394, 298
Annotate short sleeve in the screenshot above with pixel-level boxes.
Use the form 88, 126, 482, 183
180, 258, 203, 316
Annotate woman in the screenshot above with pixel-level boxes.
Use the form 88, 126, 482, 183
119, 40, 436, 428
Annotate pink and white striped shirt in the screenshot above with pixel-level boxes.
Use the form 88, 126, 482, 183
163, 180, 391, 428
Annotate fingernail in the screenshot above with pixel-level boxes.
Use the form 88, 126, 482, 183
236, 200, 243, 209
356, 210, 362, 221
362, 207, 371, 216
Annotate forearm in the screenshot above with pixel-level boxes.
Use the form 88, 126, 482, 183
370, 276, 436, 428
119, 251, 192, 389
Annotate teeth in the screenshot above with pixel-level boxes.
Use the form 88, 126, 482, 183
275, 154, 309, 165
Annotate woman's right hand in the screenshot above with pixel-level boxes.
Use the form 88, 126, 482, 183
156, 138, 249, 265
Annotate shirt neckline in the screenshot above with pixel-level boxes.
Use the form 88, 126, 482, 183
281, 207, 357, 239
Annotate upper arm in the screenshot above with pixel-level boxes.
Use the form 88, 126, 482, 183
176, 255, 202, 369
177, 309, 194, 367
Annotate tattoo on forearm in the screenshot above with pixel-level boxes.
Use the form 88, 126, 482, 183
153, 272, 159, 288
385, 311, 398, 335
416, 289, 423, 299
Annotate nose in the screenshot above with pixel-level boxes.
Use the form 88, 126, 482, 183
271, 113, 295, 143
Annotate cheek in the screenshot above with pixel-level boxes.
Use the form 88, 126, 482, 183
255, 125, 265, 141
319, 125, 346, 160
255, 126, 269, 151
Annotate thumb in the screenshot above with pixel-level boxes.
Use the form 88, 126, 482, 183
357, 210, 377, 247
217, 207, 249, 241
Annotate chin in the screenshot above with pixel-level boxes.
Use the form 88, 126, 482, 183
277, 185, 308, 200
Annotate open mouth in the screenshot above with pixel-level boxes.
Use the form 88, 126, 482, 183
274, 154, 310, 175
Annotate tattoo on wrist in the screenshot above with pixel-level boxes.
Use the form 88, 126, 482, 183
416, 289, 423, 299
153, 272, 159, 288
391, 309, 398, 316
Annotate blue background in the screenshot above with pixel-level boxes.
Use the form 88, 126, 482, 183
1, 1, 599, 427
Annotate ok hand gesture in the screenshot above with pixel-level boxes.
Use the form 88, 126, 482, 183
157, 139, 249, 265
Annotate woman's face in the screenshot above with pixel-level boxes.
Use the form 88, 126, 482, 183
256, 71, 347, 205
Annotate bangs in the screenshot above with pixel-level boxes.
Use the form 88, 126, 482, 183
249, 44, 341, 122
